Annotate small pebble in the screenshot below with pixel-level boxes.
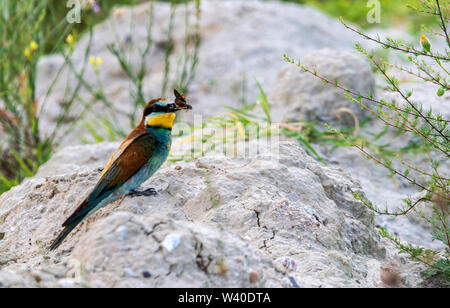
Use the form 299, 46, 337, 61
215, 260, 228, 277
175, 166, 182, 170
142, 271, 152, 278
162, 233, 181, 253
195, 161, 209, 169
32, 273, 42, 283
380, 266, 401, 287
58, 278, 75, 288
303, 206, 314, 216
124, 268, 137, 278
249, 271, 259, 283
0, 232, 5, 240
274, 256, 297, 273
116, 225, 128, 241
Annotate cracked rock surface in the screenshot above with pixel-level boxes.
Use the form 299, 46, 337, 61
0, 141, 425, 287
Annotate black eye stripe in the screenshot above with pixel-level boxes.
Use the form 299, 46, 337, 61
144, 103, 176, 116
143, 107, 152, 117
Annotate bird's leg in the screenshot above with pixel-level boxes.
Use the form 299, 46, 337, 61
128, 188, 158, 197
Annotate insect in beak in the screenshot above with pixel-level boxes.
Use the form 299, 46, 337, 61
174, 89, 192, 110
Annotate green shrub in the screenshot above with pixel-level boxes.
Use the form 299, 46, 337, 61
0, 0, 201, 193
285, 0, 449, 285
0, 0, 86, 193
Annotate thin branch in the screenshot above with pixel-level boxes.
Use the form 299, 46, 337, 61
436, 0, 450, 48
370, 56, 449, 143
340, 18, 450, 62
411, 57, 449, 90
329, 125, 449, 201
283, 55, 450, 156
383, 60, 448, 89
283, 54, 449, 124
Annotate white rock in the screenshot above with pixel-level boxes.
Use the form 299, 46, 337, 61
161, 233, 182, 253
58, 278, 76, 288
0, 140, 427, 287
273, 256, 297, 273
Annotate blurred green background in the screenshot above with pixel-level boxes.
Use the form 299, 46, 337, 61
283, 0, 438, 32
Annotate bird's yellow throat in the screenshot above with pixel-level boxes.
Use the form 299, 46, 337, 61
146, 112, 176, 129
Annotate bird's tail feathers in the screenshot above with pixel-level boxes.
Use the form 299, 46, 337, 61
49, 216, 84, 251
62, 198, 89, 227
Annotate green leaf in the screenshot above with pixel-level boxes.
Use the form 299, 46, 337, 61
437, 87, 445, 97
9, 149, 34, 177
84, 121, 104, 143
256, 80, 271, 124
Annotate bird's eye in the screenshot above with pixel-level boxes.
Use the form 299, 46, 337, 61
144, 101, 177, 117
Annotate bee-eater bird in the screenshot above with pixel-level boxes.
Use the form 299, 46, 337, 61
49, 90, 192, 250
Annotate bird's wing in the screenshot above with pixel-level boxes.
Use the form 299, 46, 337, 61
62, 133, 158, 227
99, 128, 146, 179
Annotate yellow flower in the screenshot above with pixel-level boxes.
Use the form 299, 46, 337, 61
29, 40, 38, 52
89, 56, 103, 70
24, 48, 31, 60
66, 34, 74, 45
65, 33, 77, 53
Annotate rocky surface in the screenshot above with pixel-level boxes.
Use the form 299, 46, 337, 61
0, 141, 426, 287
269, 49, 374, 123
316, 143, 446, 251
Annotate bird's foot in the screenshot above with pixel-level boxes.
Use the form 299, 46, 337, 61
128, 188, 158, 197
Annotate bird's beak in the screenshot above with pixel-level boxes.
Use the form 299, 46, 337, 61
176, 103, 192, 110
167, 102, 192, 112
